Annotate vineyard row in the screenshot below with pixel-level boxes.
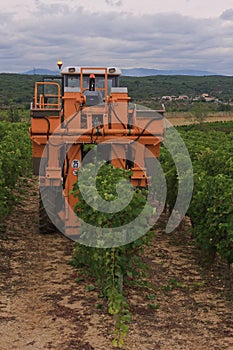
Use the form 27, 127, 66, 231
0, 121, 232, 265
160, 122, 233, 265
0, 122, 32, 219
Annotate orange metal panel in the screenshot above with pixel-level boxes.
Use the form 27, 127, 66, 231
32, 142, 45, 158
31, 116, 61, 134
64, 145, 82, 211
111, 144, 126, 169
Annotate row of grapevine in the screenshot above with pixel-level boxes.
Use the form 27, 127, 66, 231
68, 122, 233, 347
178, 120, 233, 133
160, 122, 233, 264
71, 160, 153, 347
0, 121, 32, 219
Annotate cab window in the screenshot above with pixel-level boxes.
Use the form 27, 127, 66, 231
68, 75, 80, 88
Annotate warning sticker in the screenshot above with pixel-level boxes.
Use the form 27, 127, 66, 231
71, 159, 81, 169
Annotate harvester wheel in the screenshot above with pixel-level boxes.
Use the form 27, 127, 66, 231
39, 187, 64, 234
39, 194, 57, 234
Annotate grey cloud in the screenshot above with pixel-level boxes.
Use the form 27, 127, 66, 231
220, 8, 233, 21
34, 0, 71, 15
105, 0, 122, 7
0, 7, 233, 74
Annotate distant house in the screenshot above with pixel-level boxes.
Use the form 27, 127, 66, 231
201, 93, 217, 102
206, 97, 216, 102
161, 95, 173, 101
176, 95, 189, 101
201, 93, 209, 98
159, 93, 219, 104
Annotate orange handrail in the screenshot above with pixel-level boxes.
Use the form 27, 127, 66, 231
33, 82, 61, 109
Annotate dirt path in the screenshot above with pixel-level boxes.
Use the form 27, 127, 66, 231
166, 114, 233, 126
0, 177, 232, 350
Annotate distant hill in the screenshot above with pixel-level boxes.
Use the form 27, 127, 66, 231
24, 69, 59, 75
0, 73, 233, 109
121, 68, 219, 77
23, 67, 219, 77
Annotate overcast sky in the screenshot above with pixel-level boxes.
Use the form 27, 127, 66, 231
1, 0, 233, 74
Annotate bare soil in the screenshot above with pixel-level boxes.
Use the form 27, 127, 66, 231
0, 177, 232, 350
166, 114, 233, 126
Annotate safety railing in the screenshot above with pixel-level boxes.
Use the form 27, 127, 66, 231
33, 82, 61, 110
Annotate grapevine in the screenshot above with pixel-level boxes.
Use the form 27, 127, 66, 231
160, 121, 233, 265
71, 161, 154, 346
0, 121, 32, 219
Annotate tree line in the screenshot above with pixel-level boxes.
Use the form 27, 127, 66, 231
0, 72, 232, 110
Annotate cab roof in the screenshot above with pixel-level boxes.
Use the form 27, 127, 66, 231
61, 66, 122, 75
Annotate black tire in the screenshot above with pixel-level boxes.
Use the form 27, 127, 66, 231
39, 187, 64, 234
39, 194, 56, 234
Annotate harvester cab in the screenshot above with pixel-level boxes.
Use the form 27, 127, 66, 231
29, 61, 165, 238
